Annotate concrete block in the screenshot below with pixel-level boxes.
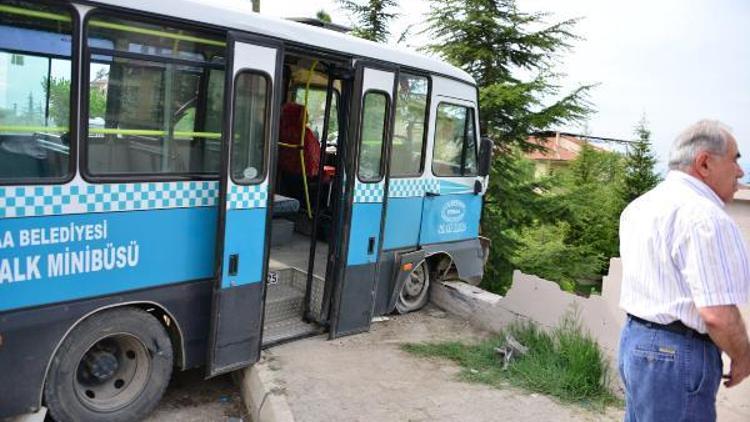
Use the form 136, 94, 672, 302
240, 357, 295, 422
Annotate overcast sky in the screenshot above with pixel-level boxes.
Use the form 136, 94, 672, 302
259, 0, 750, 176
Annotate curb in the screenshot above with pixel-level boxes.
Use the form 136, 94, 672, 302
239, 354, 295, 422
236, 281, 479, 422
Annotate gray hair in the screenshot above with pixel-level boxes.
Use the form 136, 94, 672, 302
668, 119, 733, 170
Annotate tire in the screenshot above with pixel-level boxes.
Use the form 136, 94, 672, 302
44, 308, 173, 422
395, 260, 430, 314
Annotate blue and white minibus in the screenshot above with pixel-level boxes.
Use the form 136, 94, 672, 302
0, 0, 491, 419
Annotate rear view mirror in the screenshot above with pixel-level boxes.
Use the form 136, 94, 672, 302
478, 137, 493, 177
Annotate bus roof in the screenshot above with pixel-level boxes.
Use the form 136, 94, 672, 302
89, 0, 476, 86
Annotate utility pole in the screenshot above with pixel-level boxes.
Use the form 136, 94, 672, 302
251, 0, 259, 12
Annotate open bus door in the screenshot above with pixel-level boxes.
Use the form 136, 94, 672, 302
330, 61, 397, 338
207, 34, 283, 376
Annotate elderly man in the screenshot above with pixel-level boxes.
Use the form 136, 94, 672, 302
619, 119, 750, 421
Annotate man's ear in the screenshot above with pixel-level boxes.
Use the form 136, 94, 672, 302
694, 151, 713, 178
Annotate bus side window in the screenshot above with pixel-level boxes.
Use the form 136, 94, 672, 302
432, 103, 478, 177
230, 72, 269, 184
0, 1, 74, 182
390, 74, 428, 178
358, 91, 389, 182
84, 13, 226, 178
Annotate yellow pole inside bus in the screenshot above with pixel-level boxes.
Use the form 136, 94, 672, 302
300, 60, 318, 220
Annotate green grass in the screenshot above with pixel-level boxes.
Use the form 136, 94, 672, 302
402, 313, 622, 410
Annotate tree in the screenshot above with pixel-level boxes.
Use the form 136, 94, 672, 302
512, 221, 603, 292
510, 145, 625, 293
423, 0, 591, 146
45, 76, 107, 126
316, 9, 332, 23
555, 145, 625, 273
621, 117, 660, 204
424, 0, 593, 293
45, 77, 70, 127
338, 0, 398, 43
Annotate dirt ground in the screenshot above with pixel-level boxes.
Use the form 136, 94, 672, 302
262, 305, 625, 422
146, 368, 248, 422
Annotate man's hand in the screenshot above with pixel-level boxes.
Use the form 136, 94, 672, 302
699, 305, 750, 388
725, 351, 750, 387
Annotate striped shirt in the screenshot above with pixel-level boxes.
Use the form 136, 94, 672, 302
619, 170, 750, 333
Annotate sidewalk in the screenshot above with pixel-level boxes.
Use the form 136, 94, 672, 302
241, 305, 624, 422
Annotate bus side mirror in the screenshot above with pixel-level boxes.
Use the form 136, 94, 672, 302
478, 137, 493, 177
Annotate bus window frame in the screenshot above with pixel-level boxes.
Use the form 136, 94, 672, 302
356, 89, 391, 184
388, 72, 431, 179
431, 101, 479, 178
0, 0, 79, 186
79, 8, 227, 183
229, 69, 272, 186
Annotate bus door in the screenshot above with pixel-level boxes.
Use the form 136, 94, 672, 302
207, 34, 282, 376
330, 62, 396, 338
420, 90, 482, 247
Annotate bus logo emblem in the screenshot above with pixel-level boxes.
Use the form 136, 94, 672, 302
441, 200, 466, 223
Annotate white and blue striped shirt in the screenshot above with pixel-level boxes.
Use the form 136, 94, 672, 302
619, 170, 750, 333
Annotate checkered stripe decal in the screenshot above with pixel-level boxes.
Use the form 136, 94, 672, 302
226, 184, 268, 209
388, 178, 441, 198
425, 179, 440, 194
354, 181, 384, 203
0, 181, 219, 218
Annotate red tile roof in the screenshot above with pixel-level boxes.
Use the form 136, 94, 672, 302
525, 133, 603, 162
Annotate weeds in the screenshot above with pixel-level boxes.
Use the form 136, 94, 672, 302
402, 311, 621, 410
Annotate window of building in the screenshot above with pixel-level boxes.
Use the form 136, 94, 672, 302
0, 1, 74, 182
432, 103, 478, 177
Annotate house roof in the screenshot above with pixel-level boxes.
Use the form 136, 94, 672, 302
526, 132, 605, 162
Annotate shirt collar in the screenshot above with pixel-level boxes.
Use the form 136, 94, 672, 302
666, 170, 725, 208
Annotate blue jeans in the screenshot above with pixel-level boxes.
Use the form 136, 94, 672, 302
619, 316, 722, 422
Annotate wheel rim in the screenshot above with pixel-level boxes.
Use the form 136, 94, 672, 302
399, 262, 428, 308
74, 334, 152, 412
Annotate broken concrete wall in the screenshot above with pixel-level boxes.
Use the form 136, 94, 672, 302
431, 259, 750, 421
431, 188, 750, 420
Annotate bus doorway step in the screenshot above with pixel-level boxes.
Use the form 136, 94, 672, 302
262, 267, 325, 347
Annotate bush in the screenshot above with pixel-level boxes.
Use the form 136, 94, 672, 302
505, 313, 617, 405
402, 312, 620, 409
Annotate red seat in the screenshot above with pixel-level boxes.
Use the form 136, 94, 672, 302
278, 103, 320, 178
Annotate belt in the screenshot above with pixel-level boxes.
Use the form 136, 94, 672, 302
627, 314, 713, 343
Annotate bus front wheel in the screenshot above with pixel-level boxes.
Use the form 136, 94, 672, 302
44, 308, 173, 422
395, 261, 430, 314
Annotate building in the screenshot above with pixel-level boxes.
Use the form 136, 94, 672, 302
525, 131, 627, 178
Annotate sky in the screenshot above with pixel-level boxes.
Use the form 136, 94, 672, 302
259, 0, 750, 176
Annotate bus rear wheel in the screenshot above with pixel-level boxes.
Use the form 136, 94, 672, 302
395, 261, 430, 314
44, 308, 173, 422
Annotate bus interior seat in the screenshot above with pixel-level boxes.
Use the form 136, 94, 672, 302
276, 102, 330, 202
272, 193, 300, 217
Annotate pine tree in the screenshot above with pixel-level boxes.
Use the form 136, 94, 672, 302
316, 10, 332, 24
621, 118, 660, 204
423, 0, 591, 146
424, 0, 592, 293
338, 0, 398, 43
